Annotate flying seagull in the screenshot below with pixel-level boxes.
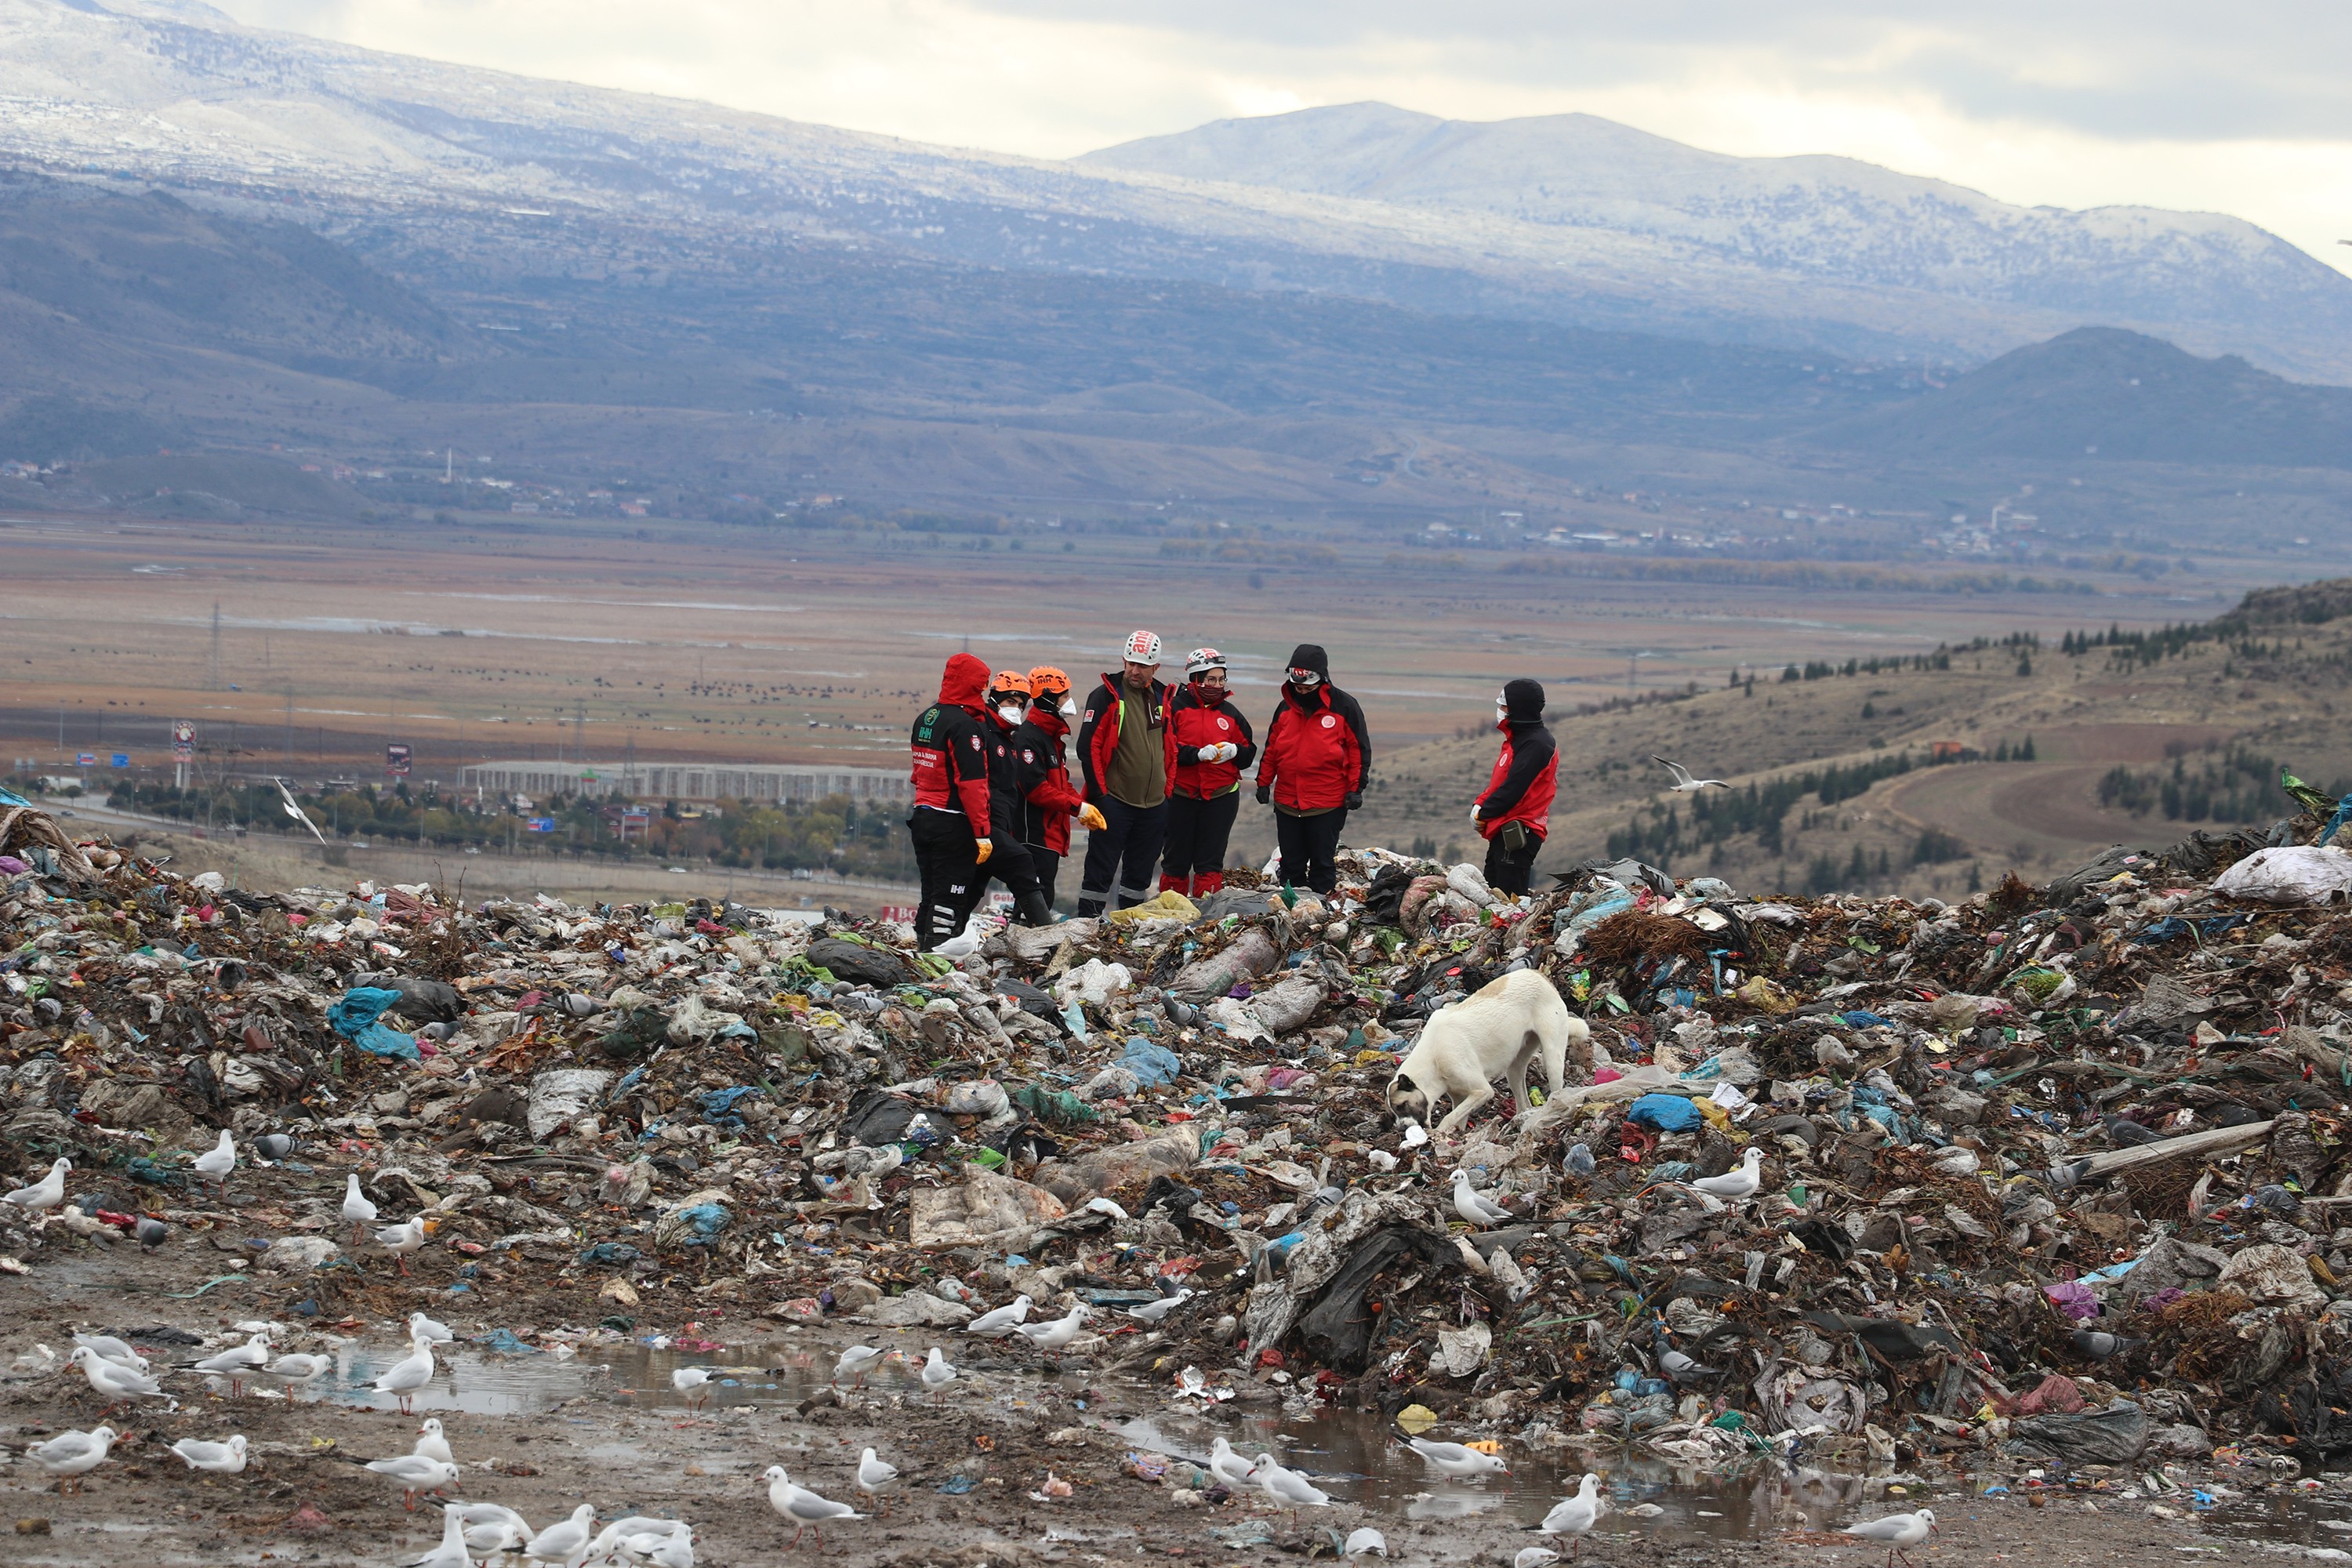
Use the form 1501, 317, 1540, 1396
1651, 757, 1729, 793
274, 778, 328, 844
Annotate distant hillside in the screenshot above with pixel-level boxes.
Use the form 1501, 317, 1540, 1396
1806, 327, 2352, 467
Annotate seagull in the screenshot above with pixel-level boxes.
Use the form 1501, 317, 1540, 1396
1450, 1169, 1513, 1227
1127, 1289, 1195, 1324
1406, 1436, 1508, 1479
4, 1156, 70, 1214
1659, 1346, 1721, 1383
72, 1333, 148, 1374
68, 1346, 168, 1411
372, 1334, 437, 1415
169, 1434, 248, 1474
1842, 1508, 1935, 1568
1014, 1304, 1090, 1359
637, 1530, 695, 1568
965, 1294, 1033, 1338
408, 1311, 455, 1345
1687, 1147, 1766, 1201
1652, 757, 1729, 793
404, 1503, 474, 1568
1541, 1473, 1603, 1559
586, 1516, 689, 1565
1208, 1437, 1259, 1490
374, 1216, 437, 1276
522, 1503, 599, 1566
274, 777, 328, 845
362, 1451, 459, 1511
919, 1345, 959, 1404
856, 1447, 899, 1517
1344, 1528, 1388, 1558
763, 1464, 862, 1552
27, 1424, 115, 1493
252, 1351, 332, 1401
452, 1502, 535, 1561
189, 1330, 274, 1397
412, 1417, 453, 1465
192, 1128, 238, 1195
831, 1345, 888, 1389
343, 1174, 379, 1243
1255, 1455, 1333, 1513
672, 1364, 717, 1413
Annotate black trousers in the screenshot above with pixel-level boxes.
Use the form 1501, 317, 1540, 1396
1026, 846, 1062, 907
1274, 807, 1346, 895
1160, 790, 1240, 884
909, 807, 982, 951
1483, 826, 1544, 896
985, 835, 1047, 911
1078, 796, 1169, 916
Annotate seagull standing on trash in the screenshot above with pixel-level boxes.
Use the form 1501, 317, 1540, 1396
189, 1329, 274, 1398
1541, 1473, 1602, 1559
1254, 1455, 1334, 1514
452, 1502, 535, 1561
521, 1503, 599, 1566
1014, 1304, 1090, 1361
374, 1216, 437, 1276
412, 1417, 454, 1465
920, 1346, 959, 1404
1208, 1436, 1259, 1490
832, 1345, 888, 1389
342, 1174, 379, 1244
1405, 1436, 1508, 1479
402, 1504, 474, 1568
408, 1311, 455, 1345
1127, 1289, 1194, 1324
966, 1294, 1033, 1337
169, 1434, 248, 1475
4, 1156, 70, 1214
856, 1447, 899, 1517
252, 1351, 332, 1401
69, 1346, 168, 1414
763, 1465, 862, 1551
1842, 1508, 1935, 1568
72, 1334, 148, 1374
362, 1451, 459, 1511
1650, 757, 1730, 793
1450, 1169, 1514, 1227
192, 1128, 238, 1196
1686, 1147, 1766, 1202
28, 1425, 115, 1492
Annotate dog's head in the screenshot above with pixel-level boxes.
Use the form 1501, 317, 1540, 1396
1385, 1070, 1431, 1129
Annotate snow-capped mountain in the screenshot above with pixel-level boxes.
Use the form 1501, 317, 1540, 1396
4, 0, 2350, 380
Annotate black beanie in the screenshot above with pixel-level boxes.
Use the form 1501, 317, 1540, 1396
1501, 677, 1546, 721
1286, 644, 1330, 680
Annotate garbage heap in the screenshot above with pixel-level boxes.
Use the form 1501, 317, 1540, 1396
13, 782, 2352, 1479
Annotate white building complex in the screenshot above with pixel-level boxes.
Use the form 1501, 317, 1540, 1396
458, 759, 910, 806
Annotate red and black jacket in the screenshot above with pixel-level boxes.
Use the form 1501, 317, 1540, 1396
1169, 684, 1258, 799
909, 652, 993, 835
1012, 711, 1085, 854
1076, 672, 1178, 806
1476, 719, 1557, 840
1258, 682, 1370, 813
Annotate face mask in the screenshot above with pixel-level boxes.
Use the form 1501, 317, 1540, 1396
1058, 697, 1077, 717
1495, 702, 1509, 724
997, 703, 1025, 724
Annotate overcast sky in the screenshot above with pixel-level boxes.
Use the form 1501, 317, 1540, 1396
215, 1, 2352, 272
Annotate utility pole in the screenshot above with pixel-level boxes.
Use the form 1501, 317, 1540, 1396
208, 601, 223, 691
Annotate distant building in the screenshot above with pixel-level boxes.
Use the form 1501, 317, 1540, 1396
459, 759, 910, 806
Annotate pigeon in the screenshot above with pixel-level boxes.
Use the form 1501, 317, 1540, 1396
191, 1129, 238, 1194
1406, 1436, 1508, 1479
404, 1504, 475, 1568
1842, 1508, 1935, 1568
189, 1330, 274, 1397
1652, 757, 1730, 793
68, 1346, 168, 1410
965, 1294, 1034, 1337
4, 1156, 70, 1214
372, 1334, 437, 1414
672, 1365, 717, 1413
1659, 1347, 1721, 1383
1343, 1527, 1388, 1557
522, 1503, 599, 1566
763, 1464, 862, 1551
134, 1216, 169, 1250
1515, 1552, 1562, 1568
169, 1434, 248, 1474
342, 1174, 379, 1243
373, 1216, 437, 1276
1450, 1169, 1513, 1227
252, 1351, 332, 1400
27, 1424, 116, 1492
1128, 1289, 1195, 1324
1563, 1143, 1596, 1177
71, 1334, 148, 1374
1208, 1436, 1258, 1489
832, 1345, 888, 1388
1255, 1456, 1333, 1512
1014, 1304, 1091, 1359
412, 1417, 453, 1465
2069, 1328, 2147, 1360
407, 1311, 454, 1345
1686, 1147, 1765, 1201
363, 1451, 459, 1511
252, 1132, 296, 1162
1541, 1473, 1603, 1559
919, 1345, 959, 1403
856, 1446, 899, 1516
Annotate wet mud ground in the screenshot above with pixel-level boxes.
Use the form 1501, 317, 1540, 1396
0, 1241, 2333, 1566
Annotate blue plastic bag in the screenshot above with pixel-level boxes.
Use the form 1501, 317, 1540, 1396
326, 986, 421, 1062
1625, 1093, 1702, 1132
1120, 1036, 1182, 1088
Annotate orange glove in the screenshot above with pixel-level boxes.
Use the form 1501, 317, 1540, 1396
1077, 803, 1108, 832
973, 837, 993, 865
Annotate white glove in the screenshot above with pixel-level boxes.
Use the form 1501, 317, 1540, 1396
1214, 742, 1240, 763
1469, 804, 1483, 822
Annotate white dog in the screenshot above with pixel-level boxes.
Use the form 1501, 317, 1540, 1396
1387, 969, 1583, 1136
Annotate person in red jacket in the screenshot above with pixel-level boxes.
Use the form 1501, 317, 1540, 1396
906, 652, 996, 950
1012, 666, 1104, 908
1254, 643, 1370, 896
1471, 677, 1558, 897
978, 670, 1054, 927
1158, 648, 1257, 898
1074, 630, 1178, 916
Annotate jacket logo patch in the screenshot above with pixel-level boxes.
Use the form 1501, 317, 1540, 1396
1022, 750, 1033, 763
1320, 715, 1337, 728
1217, 717, 1231, 731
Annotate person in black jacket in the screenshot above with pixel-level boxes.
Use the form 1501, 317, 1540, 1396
1469, 677, 1559, 896
979, 670, 1054, 927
